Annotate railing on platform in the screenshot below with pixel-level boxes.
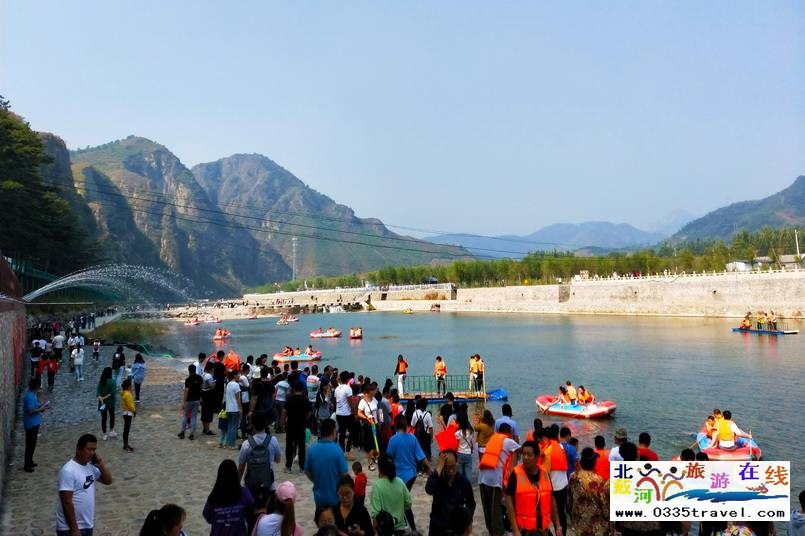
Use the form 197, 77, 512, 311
400, 374, 485, 396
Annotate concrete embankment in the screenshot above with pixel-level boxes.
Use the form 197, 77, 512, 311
245, 271, 805, 319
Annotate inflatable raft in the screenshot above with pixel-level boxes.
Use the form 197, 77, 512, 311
732, 327, 798, 335
349, 327, 363, 340
212, 332, 232, 341
535, 395, 616, 419
273, 351, 322, 363
183, 321, 199, 326
310, 329, 342, 338
695, 432, 762, 461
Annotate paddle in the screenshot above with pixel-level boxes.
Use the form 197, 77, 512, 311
370, 421, 380, 452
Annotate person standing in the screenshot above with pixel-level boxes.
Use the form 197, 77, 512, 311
544, 426, 570, 535
357, 384, 382, 471
91, 339, 100, 362
130, 354, 147, 403
454, 411, 477, 480
52, 331, 66, 362
45, 355, 59, 392
304, 418, 349, 510
120, 379, 136, 453
495, 404, 521, 443
111, 346, 126, 388
22, 378, 49, 472
568, 448, 610, 536
96, 367, 117, 441
71, 343, 85, 382
30, 340, 43, 379
505, 440, 562, 536
386, 414, 429, 533
203, 459, 254, 536
238, 411, 281, 494
333, 475, 375, 536
393, 354, 408, 397
224, 370, 243, 449
425, 450, 476, 536
479, 422, 520, 536
200, 362, 217, 436
334, 370, 355, 459
369, 454, 413, 534
56, 434, 113, 536
411, 398, 434, 464
284, 381, 311, 473
178, 364, 202, 440
433, 356, 447, 397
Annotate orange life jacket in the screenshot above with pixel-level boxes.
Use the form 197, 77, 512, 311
512, 464, 553, 531
526, 430, 537, 443
398, 360, 408, 374
479, 433, 515, 485
594, 448, 610, 481
434, 361, 446, 376
391, 403, 404, 418
545, 440, 568, 471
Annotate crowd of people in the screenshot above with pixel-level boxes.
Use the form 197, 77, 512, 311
21, 337, 803, 536
552, 381, 596, 406
738, 311, 780, 331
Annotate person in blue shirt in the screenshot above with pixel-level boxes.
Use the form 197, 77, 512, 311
386, 414, 432, 534
305, 418, 349, 508
23, 378, 49, 472
494, 403, 521, 443
560, 426, 579, 479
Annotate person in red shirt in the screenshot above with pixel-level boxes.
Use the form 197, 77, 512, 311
638, 432, 660, 461
352, 461, 367, 507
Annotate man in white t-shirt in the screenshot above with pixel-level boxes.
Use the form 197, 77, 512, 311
333, 371, 354, 458
52, 332, 66, 361
223, 370, 243, 448
56, 433, 113, 536
71, 345, 85, 382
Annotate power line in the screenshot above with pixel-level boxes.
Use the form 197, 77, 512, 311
33, 181, 538, 257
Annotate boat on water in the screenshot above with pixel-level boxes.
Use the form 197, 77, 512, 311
273, 351, 322, 363
349, 327, 363, 340
212, 330, 232, 341
183, 320, 199, 326
534, 394, 616, 419
694, 432, 762, 461
286, 315, 299, 322
732, 327, 798, 335
310, 328, 342, 338
203, 318, 222, 324
247, 315, 258, 320
402, 309, 414, 314
276, 319, 289, 326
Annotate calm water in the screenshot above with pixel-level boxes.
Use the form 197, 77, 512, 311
150, 312, 803, 500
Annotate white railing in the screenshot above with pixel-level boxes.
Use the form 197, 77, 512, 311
571, 266, 802, 284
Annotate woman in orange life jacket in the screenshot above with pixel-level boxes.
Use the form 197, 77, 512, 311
554, 386, 570, 405
577, 386, 595, 405
505, 440, 562, 536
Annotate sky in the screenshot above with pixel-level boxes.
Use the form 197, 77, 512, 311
3, 1, 804, 236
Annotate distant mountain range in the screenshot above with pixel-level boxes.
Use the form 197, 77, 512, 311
36, 135, 469, 295
671, 175, 805, 242
426, 222, 668, 258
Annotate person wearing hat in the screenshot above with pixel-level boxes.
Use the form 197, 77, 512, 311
253, 481, 302, 536
609, 428, 628, 461
568, 447, 610, 536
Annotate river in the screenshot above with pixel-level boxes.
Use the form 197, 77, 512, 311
148, 311, 803, 504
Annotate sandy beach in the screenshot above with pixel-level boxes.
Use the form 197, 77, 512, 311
1, 355, 489, 535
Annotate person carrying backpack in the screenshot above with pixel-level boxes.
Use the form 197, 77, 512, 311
411, 398, 434, 465
237, 411, 281, 494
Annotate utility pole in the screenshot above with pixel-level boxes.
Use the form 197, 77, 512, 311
292, 237, 298, 281
796, 229, 802, 260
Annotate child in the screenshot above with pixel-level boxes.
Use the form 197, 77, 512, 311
92, 339, 101, 361
352, 461, 367, 508
120, 378, 136, 452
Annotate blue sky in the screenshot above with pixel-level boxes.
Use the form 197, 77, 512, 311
3, 1, 804, 235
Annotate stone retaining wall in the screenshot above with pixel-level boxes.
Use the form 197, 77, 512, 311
0, 256, 26, 500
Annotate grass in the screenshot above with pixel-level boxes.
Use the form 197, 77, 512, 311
92, 320, 168, 342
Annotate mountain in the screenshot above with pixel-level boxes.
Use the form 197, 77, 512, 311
69, 136, 290, 295
426, 221, 666, 258
191, 154, 469, 278
671, 176, 805, 242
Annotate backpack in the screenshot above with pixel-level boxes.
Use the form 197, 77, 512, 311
413, 410, 431, 442
244, 434, 274, 491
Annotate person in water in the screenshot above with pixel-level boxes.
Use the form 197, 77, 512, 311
709, 410, 752, 450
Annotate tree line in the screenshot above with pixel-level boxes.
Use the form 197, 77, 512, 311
0, 97, 99, 275
251, 226, 804, 292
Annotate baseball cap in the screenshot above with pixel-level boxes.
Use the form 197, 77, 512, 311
614, 428, 628, 440
276, 481, 296, 502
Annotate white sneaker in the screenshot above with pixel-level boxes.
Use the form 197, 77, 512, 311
109, 430, 117, 438
103, 434, 108, 441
